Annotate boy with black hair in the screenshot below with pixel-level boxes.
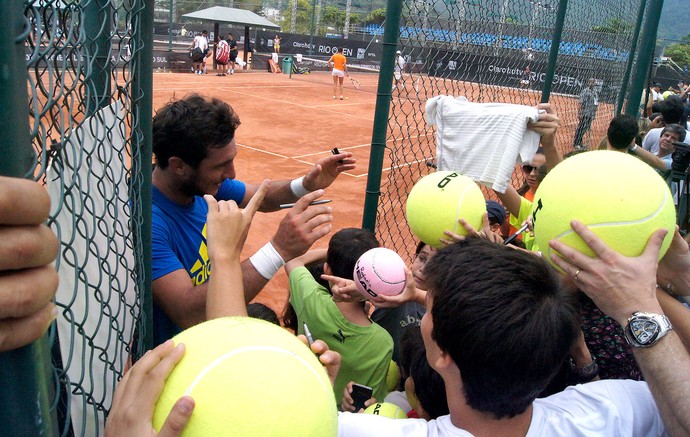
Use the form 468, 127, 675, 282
338, 237, 676, 435
606, 114, 639, 150
284, 228, 394, 406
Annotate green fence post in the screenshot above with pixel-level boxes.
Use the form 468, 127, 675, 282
625, 0, 664, 117
84, 0, 113, 116
361, 0, 402, 232
0, 2, 56, 435
132, 0, 155, 355
169, 0, 174, 52
616, 0, 647, 114
540, 0, 568, 103
308, 0, 317, 55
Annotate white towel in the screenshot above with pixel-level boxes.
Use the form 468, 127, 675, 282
426, 96, 541, 193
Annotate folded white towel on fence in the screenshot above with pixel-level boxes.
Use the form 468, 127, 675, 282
425, 96, 541, 193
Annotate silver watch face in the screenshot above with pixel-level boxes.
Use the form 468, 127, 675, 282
629, 318, 659, 345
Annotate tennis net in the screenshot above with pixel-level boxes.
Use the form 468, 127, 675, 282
286, 54, 381, 92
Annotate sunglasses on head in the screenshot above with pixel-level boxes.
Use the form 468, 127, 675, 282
522, 164, 537, 173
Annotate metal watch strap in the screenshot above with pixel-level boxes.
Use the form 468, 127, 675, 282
624, 312, 673, 348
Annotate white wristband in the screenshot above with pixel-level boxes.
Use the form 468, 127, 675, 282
628, 144, 638, 153
290, 176, 311, 198
249, 242, 285, 280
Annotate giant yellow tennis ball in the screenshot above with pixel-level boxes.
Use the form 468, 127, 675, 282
532, 150, 675, 263
364, 402, 408, 419
406, 171, 486, 248
152, 317, 337, 436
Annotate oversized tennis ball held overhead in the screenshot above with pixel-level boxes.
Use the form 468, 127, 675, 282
406, 171, 486, 248
354, 247, 407, 298
153, 317, 338, 437
532, 150, 676, 263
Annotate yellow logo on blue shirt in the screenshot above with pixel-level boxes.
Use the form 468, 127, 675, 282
190, 224, 211, 285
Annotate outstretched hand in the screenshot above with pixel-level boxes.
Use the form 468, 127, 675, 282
549, 220, 666, 325
320, 274, 363, 303
657, 226, 690, 296
297, 335, 341, 387
105, 341, 193, 437
272, 190, 333, 262
528, 103, 560, 139
341, 381, 377, 413
370, 267, 424, 309
440, 212, 504, 245
205, 180, 269, 262
302, 152, 356, 192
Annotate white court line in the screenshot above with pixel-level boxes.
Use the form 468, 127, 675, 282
222, 88, 374, 120
236, 142, 358, 177
236, 141, 427, 179
291, 132, 434, 159
351, 158, 431, 178
237, 142, 290, 159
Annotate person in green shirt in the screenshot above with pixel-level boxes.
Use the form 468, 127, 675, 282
285, 228, 394, 407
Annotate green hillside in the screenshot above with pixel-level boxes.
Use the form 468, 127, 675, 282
658, 0, 690, 43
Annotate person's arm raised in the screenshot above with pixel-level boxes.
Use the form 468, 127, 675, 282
528, 102, 562, 170
240, 152, 355, 212
242, 190, 333, 301
550, 222, 690, 436
205, 180, 268, 319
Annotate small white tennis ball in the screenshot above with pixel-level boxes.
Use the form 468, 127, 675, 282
364, 402, 407, 419
532, 150, 675, 263
152, 317, 337, 436
406, 171, 486, 248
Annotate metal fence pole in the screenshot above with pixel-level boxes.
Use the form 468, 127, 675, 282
0, 2, 56, 435
132, 0, 155, 356
540, 0, 568, 103
84, 0, 113, 116
625, 0, 664, 117
361, 0, 402, 231
616, 0, 647, 114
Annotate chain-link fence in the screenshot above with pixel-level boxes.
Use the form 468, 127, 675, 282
366, 0, 648, 261
0, 1, 152, 435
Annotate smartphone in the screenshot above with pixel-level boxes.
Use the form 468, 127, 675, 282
350, 383, 373, 412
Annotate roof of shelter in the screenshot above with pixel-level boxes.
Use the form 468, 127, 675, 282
182, 6, 280, 29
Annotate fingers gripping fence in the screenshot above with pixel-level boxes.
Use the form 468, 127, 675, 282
366, 0, 648, 261
0, 1, 152, 435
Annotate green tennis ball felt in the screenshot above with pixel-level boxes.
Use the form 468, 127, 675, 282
364, 402, 408, 419
532, 150, 675, 264
152, 317, 337, 437
386, 360, 401, 392
406, 171, 486, 248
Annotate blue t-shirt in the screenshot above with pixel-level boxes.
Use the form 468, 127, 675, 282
151, 179, 246, 346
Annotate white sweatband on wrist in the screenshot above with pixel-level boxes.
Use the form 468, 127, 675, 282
249, 242, 285, 280
628, 144, 638, 153
290, 176, 311, 198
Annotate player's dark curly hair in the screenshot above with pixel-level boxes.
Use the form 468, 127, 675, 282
152, 94, 241, 169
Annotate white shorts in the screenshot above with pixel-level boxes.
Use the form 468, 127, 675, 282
332, 69, 345, 78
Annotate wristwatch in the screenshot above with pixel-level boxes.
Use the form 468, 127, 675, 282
623, 312, 673, 348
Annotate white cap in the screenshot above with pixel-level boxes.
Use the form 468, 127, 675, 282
396, 50, 401, 54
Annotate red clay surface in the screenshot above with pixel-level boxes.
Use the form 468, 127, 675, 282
153, 70, 378, 317
152, 69, 612, 320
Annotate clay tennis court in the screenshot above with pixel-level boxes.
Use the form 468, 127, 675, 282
152, 69, 610, 319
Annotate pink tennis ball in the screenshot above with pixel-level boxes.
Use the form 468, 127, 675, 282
353, 248, 406, 298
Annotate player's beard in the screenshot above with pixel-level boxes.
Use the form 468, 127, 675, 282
178, 168, 207, 198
